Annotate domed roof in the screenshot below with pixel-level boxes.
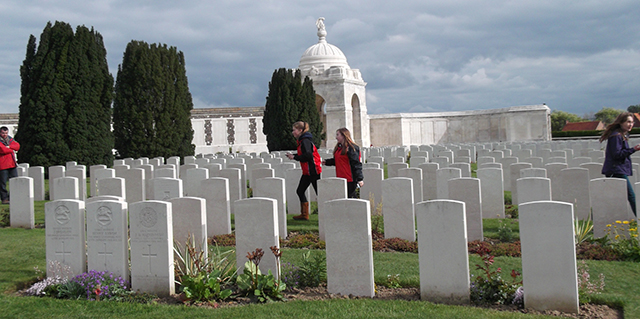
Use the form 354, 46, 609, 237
299, 18, 350, 72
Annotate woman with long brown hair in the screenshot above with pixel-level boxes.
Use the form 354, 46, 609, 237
286, 121, 322, 220
323, 127, 364, 198
600, 112, 640, 216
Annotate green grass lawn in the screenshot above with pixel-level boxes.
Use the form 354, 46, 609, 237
2, 195, 639, 318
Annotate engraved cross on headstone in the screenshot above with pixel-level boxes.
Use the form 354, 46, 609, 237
142, 244, 157, 273
55, 240, 72, 264
97, 242, 113, 269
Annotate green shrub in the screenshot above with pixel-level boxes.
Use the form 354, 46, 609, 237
296, 250, 326, 288
236, 248, 286, 303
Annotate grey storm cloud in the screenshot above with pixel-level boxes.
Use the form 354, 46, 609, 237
0, 0, 639, 116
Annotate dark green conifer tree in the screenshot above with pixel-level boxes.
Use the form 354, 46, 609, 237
16, 21, 113, 168
113, 41, 195, 159
262, 68, 324, 152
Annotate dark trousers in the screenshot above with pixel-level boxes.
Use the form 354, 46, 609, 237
607, 173, 637, 216
347, 181, 359, 199
0, 167, 18, 201
296, 174, 320, 203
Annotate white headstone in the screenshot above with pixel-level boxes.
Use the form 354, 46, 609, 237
520, 201, 579, 313
129, 200, 175, 297
477, 167, 505, 219
545, 163, 568, 201
382, 177, 415, 241
185, 168, 209, 197
436, 167, 461, 199
253, 177, 287, 239
48, 165, 66, 200
559, 168, 591, 220
416, 200, 470, 304
324, 199, 375, 297
51, 177, 79, 201
317, 178, 347, 241
212, 168, 242, 214
449, 163, 471, 177
28, 166, 45, 201
151, 178, 183, 201
517, 177, 551, 205
419, 162, 439, 201
45, 200, 86, 277
590, 178, 633, 238
170, 197, 207, 257
201, 178, 231, 236
360, 168, 383, 207
9, 176, 34, 228
510, 162, 532, 205
398, 167, 423, 204
123, 168, 145, 203
448, 178, 483, 242
97, 177, 126, 200
227, 163, 247, 199
86, 200, 129, 280
234, 198, 280, 278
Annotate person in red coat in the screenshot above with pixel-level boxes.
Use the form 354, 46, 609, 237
286, 121, 322, 220
323, 127, 364, 198
0, 126, 20, 204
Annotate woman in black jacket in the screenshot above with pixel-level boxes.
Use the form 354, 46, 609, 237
286, 121, 322, 220
323, 127, 364, 198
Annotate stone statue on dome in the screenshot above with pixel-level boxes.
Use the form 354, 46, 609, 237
316, 17, 325, 32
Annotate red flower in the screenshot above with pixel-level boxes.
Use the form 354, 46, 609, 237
511, 269, 521, 279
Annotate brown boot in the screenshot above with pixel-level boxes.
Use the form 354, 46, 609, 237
293, 202, 309, 220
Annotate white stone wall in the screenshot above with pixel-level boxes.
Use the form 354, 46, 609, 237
369, 105, 551, 146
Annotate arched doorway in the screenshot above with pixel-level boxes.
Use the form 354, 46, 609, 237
316, 94, 327, 148
351, 94, 361, 143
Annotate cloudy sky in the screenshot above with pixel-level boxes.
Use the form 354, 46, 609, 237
1, 0, 639, 116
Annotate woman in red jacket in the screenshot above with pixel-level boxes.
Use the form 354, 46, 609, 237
323, 127, 364, 198
286, 121, 322, 220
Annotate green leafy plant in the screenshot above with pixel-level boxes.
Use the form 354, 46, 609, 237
574, 213, 593, 246
181, 270, 232, 301
603, 220, 640, 261
496, 219, 515, 243
0, 207, 9, 226
236, 248, 286, 303
55, 280, 86, 300
174, 234, 235, 303
297, 250, 326, 288
369, 193, 384, 235
385, 274, 401, 288
470, 254, 522, 306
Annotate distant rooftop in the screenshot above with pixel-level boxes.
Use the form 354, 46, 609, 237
561, 121, 604, 131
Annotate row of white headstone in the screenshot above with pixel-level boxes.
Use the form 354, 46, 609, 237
40, 181, 580, 313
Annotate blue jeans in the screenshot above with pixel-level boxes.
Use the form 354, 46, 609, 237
607, 174, 636, 216
0, 167, 17, 201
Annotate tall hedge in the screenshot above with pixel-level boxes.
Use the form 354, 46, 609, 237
16, 21, 114, 168
113, 41, 195, 160
263, 68, 324, 151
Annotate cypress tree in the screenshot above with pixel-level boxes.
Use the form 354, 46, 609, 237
113, 41, 195, 159
297, 73, 325, 146
17, 22, 75, 167
64, 26, 114, 166
262, 68, 324, 152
